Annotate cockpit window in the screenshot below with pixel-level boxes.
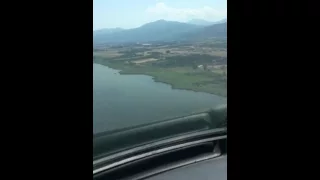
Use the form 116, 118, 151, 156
93, 0, 227, 154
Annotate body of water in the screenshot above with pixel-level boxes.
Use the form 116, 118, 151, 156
93, 63, 226, 134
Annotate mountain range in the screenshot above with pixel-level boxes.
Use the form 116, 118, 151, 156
93, 18, 227, 44
187, 18, 227, 26
93, 28, 124, 36
179, 22, 227, 40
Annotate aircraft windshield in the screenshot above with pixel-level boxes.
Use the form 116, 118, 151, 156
93, 0, 227, 155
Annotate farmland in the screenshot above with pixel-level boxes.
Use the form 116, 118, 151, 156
93, 39, 227, 97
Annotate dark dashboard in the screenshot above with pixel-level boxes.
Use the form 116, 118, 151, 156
93, 106, 227, 180
147, 155, 227, 180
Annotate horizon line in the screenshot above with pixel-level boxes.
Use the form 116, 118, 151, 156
93, 17, 227, 31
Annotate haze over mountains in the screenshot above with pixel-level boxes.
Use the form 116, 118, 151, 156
187, 18, 227, 26
93, 18, 227, 44
93, 28, 124, 36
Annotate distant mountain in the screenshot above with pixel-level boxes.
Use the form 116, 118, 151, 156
93, 28, 124, 37
213, 18, 227, 24
180, 22, 227, 40
187, 18, 227, 26
93, 20, 201, 44
93, 20, 227, 44
187, 19, 214, 26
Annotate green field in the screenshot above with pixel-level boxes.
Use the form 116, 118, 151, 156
93, 40, 227, 97
94, 57, 227, 97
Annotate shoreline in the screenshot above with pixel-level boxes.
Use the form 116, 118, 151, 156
94, 61, 227, 98
120, 71, 227, 98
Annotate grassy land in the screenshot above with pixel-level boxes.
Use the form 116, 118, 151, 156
93, 40, 227, 97
93, 51, 122, 58
94, 57, 227, 97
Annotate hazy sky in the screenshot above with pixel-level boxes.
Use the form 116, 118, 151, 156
93, 0, 227, 30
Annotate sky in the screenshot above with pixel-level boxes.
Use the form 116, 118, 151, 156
93, 0, 227, 30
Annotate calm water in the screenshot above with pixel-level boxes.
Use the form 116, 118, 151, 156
93, 63, 226, 134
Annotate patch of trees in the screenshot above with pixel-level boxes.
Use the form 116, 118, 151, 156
198, 42, 227, 49
203, 64, 208, 71
154, 54, 223, 68
109, 45, 124, 49
119, 48, 148, 53
119, 51, 137, 58
192, 62, 198, 69
148, 52, 162, 58
118, 48, 153, 58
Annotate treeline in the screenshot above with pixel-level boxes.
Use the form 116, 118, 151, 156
198, 42, 227, 49
117, 50, 163, 59
118, 48, 150, 54
152, 54, 226, 68
117, 48, 150, 58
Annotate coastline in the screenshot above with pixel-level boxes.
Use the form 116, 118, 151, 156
94, 61, 227, 97
120, 71, 227, 97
